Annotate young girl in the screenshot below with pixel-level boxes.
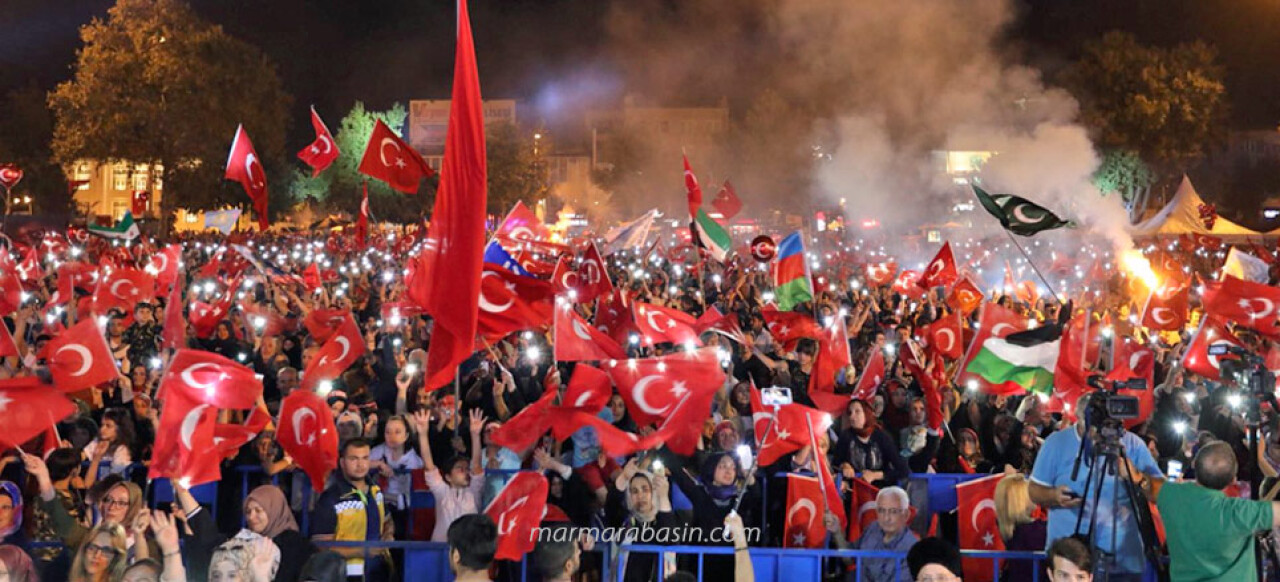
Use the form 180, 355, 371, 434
370, 414, 423, 538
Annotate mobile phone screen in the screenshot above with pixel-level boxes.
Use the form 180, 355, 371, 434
1167, 460, 1184, 480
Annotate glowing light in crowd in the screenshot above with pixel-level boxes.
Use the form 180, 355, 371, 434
1228, 393, 1242, 409
526, 346, 541, 363
1173, 421, 1187, 435
966, 379, 979, 393
1120, 249, 1158, 290
318, 380, 334, 396
405, 363, 419, 375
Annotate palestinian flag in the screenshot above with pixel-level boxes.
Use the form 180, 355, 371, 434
87, 212, 140, 241
965, 324, 1061, 395
772, 231, 812, 311
972, 185, 1073, 237
692, 209, 731, 262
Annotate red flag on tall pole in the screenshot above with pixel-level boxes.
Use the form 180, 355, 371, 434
358, 119, 434, 194
297, 106, 340, 176
223, 124, 269, 231
712, 180, 742, 219
411, 0, 488, 391
683, 155, 702, 220
356, 182, 369, 248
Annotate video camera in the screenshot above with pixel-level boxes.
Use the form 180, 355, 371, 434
1207, 344, 1278, 424
1081, 375, 1147, 457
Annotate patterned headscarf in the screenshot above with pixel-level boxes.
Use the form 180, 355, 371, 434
0, 482, 23, 539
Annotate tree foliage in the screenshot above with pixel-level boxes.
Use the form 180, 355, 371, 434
48, 0, 290, 226
1066, 31, 1227, 174
317, 101, 430, 223
0, 84, 74, 217
1093, 149, 1154, 200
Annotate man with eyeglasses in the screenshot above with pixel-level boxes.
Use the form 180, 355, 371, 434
854, 486, 918, 582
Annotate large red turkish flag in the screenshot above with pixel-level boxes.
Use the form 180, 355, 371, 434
751, 388, 831, 467
223, 125, 269, 231
161, 349, 263, 409
923, 313, 964, 360
784, 475, 826, 548
576, 242, 614, 302
476, 268, 555, 343
632, 301, 700, 347
358, 119, 434, 194
301, 315, 366, 393
147, 244, 182, 295
594, 288, 637, 346
485, 472, 549, 561
605, 348, 724, 427
93, 267, 155, 313
1182, 316, 1243, 382
411, 0, 487, 391
277, 389, 339, 491
149, 383, 220, 487
957, 474, 1007, 582
761, 306, 821, 351
297, 106, 340, 177
495, 201, 550, 241
946, 276, 985, 315
1202, 275, 1280, 338
918, 242, 958, 289
712, 180, 743, 220
553, 304, 626, 362
865, 260, 897, 287
682, 155, 703, 220
550, 256, 580, 294
0, 377, 76, 450
45, 318, 118, 392
892, 270, 925, 298
1139, 283, 1189, 331
491, 389, 558, 453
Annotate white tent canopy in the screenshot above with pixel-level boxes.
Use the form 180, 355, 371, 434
1129, 176, 1265, 238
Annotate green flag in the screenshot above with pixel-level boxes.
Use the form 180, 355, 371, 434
693, 209, 731, 262
972, 185, 1073, 236
87, 212, 140, 240
965, 335, 1060, 395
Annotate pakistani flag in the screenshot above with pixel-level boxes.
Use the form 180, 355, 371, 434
88, 212, 140, 241
965, 324, 1062, 395
973, 185, 1073, 236
692, 208, 731, 262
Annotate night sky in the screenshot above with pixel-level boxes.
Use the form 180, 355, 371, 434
2, 0, 1279, 147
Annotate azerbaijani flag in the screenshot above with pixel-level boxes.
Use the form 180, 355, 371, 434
773, 232, 812, 311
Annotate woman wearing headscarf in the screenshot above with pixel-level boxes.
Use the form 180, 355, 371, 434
207, 533, 280, 582
175, 482, 316, 581
835, 399, 909, 488
0, 482, 24, 547
0, 544, 37, 581
668, 451, 759, 582
612, 466, 677, 582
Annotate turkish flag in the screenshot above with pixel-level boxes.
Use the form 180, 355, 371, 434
923, 314, 963, 360
495, 201, 550, 241
605, 348, 725, 427
1015, 280, 1038, 305
761, 305, 821, 351
632, 301, 700, 347
411, 4, 489, 392
847, 477, 880, 543
223, 125, 269, 231
810, 324, 852, 415
303, 308, 348, 344
865, 260, 897, 287
476, 268, 555, 343
189, 279, 237, 340
277, 389, 339, 492
298, 106, 340, 177
1182, 316, 1242, 382
486, 472, 549, 561
1109, 337, 1156, 427
594, 288, 638, 346
45, 318, 118, 392
491, 388, 557, 453
554, 304, 627, 362
161, 349, 263, 409
751, 388, 831, 467
550, 256, 580, 294
513, 249, 555, 278
356, 182, 369, 248
893, 270, 925, 298
918, 242, 959, 289
955, 302, 1028, 395
899, 343, 944, 431
16, 246, 43, 286
694, 307, 745, 343
576, 242, 614, 302
0, 377, 76, 450
557, 364, 613, 414
301, 314, 366, 392
947, 276, 985, 315
851, 349, 886, 402
302, 263, 322, 292
93, 268, 154, 313
1202, 276, 1280, 338
784, 475, 827, 548
712, 180, 743, 220
683, 155, 703, 219
1140, 283, 1189, 331
1046, 315, 1091, 419
958, 474, 1007, 582
358, 119, 434, 194
0, 264, 21, 316
149, 384, 221, 487
161, 270, 186, 351
131, 190, 149, 216
147, 245, 182, 295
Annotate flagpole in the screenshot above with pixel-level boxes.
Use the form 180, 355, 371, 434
1002, 230, 1063, 305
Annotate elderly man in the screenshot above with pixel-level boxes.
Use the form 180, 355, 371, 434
855, 486, 918, 582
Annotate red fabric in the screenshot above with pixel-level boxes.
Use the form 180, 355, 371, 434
277, 389, 339, 492
605, 348, 725, 427
0, 377, 76, 450
784, 474, 827, 548
161, 271, 186, 351
923, 313, 964, 360
631, 301, 700, 347
594, 288, 638, 346
918, 242, 959, 289
412, 5, 488, 392
1202, 276, 1280, 338
297, 106, 340, 177
694, 307, 745, 341
955, 303, 1027, 396
865, 260, 897, 287
1047, 315, 1091, 419
162, 349, 263, 409
44, 318, 118, 392
550, 256, 579, 294
1140, 283, 1189, 331
554, 305, 627, 361
575, 242, 614, 303
92, 267, 154, 314
711, 180, 742, 220
892, 270, 925, 298
490, 388, 557, 454
957, 474, 1007, 582
574, 458, 622, 493
475, 267, 555, 344
761, 305, 822, 351
751, 388, 832, 467
682, 155, 703, 220
223, 125, 269, 231
558, 365, 612, 413
1182, 316, 1243, 382
486, 472, 548, 561
495, 201, 550, 241
357, 119, 434, 194
0, 253, 22, 316
846, 477, 880, 543
851, 349, 885, 402
356, 182, 369, 248
1108, 337, 1156, 427
300, 314, 366, 392
946, 276, 984, 315
148, 244, 182, 295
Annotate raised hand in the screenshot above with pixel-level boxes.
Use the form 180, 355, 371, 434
468, 408, 486, 436
150, 510, 180, 554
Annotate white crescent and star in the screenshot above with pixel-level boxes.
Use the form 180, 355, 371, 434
317, 135, 333, 154
110, 279, 137, 299
292, 407, 318, 446
1238, 297, 1275, 319
1151, 307, 1176, 325
559, 270, 579, 290
478, 272, 515, 313
990, 323, 1016, 337
935, 328, 956, 353
570, 318, 595, 341
631, 376, 671, 416
379, 138, 406, 169
972, 499, 997, 533
497, 496, 531, 536
320, 336, 352, 367
180, 404, 210, 451
55, 344, 93, 377
508, 226, 535, 241
181, 362, 226, 392
244, 153, 264, 189
787, 498, 817, 530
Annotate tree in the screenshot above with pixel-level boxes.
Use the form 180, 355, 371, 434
321, 101, 428, 224
485, 122, 547, 215
1066, 31, 1227, 177
1092, 149, 1155, 220
0, 84, 74, 217
49, 0, 290, 230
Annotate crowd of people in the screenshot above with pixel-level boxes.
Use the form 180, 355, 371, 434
0, 226, 1275, 582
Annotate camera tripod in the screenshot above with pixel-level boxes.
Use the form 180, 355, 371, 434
1070, 423, 1169, 582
